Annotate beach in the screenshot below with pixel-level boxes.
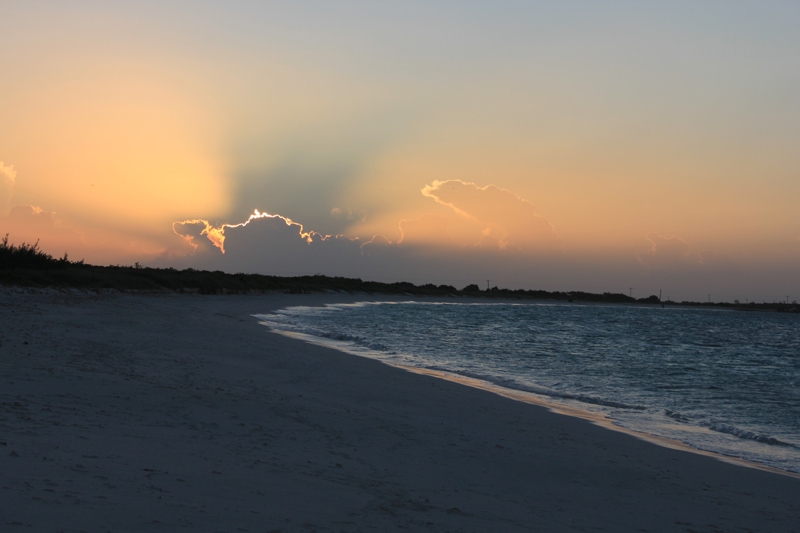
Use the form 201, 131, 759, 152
1, 289, 799, 532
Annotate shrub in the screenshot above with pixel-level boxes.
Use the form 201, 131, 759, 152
0, 234, 66, 270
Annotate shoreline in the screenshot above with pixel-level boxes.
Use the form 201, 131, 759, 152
2, 289, 799, 531
269, 323, 800, 481
400, 365, 800, 480
262, 299, 800, 479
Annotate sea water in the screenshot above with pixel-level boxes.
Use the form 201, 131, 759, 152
255, 301, 800, 473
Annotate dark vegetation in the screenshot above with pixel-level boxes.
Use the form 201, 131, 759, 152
1, 235, 797, 312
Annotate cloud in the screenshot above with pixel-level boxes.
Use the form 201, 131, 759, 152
421, 180, 560, 250
5, 205, 57, 234
167, 205, 563, 287
167, 180, 565, 281
0, 167, 83, 258
1, 203, 186, 265
0, 161, 16, 215
172, 210, 323, 255
170, 220, 221, 255
170, 209, 388, 276
224, 216, 367, 276
638, 233, 737, 276
638, 233, 696, 269
0, 205, 84, 258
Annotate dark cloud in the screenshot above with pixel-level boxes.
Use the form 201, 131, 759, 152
173, 210, 322, 255
171, 210, 370, 276
224, 218, 365, 276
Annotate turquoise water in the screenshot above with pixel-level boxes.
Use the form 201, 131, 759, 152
256, 301, 800, 473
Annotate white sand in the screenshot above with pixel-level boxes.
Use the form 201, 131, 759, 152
1, 289, 799, 532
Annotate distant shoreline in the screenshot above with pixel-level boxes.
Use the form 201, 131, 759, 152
2, 236, 798, 311
2, 262, 798, 313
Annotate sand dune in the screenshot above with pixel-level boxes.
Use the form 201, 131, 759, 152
1, 288, 798, 532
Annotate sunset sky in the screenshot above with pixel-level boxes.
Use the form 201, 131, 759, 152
2, 1, 799, 302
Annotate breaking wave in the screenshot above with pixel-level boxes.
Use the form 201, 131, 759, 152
706, 423, 795, 447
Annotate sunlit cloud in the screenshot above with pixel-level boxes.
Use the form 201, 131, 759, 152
173, 209, 332, 255
421, 180, 561, 251
0, 161, 16, 215
165, 209, 388, 277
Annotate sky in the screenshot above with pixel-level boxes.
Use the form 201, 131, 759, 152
1, 1, 799, 302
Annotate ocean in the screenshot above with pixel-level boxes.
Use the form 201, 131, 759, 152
255, 301, 800, 474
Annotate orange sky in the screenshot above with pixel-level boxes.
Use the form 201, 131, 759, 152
2, 2, 799, 302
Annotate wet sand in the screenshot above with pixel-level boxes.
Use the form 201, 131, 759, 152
1, 289, 798, 532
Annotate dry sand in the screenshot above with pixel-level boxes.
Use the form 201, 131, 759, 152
1, 288, 798, 532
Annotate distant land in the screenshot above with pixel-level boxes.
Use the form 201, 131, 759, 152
1, 235, 797, 312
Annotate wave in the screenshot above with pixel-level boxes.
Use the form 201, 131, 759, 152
423, 367, 648, 411
665, 409, 691, 423
547, 392, 647, 411
706, 423, 796, 447
255, 316, 392, 354
316, 331, 390, 352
